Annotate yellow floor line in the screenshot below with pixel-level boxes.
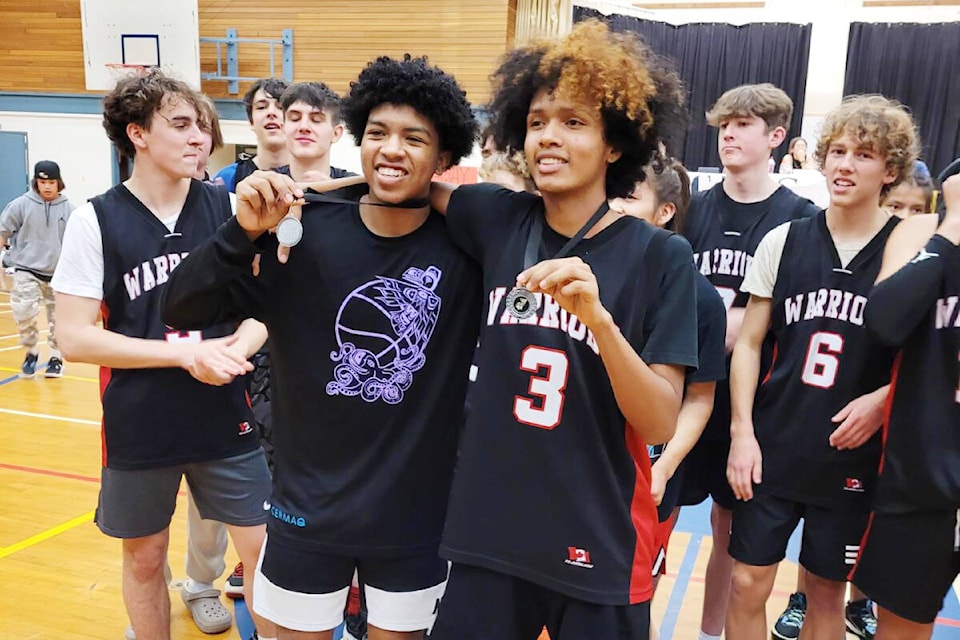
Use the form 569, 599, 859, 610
0, 510, 95, 559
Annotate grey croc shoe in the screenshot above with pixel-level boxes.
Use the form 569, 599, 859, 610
180, 588, 233, 634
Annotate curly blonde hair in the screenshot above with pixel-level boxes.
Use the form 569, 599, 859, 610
816, 95, 921, 197
486, 19, 686, 198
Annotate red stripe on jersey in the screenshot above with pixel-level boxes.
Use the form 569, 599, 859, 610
99, 302, 112, 467
761, 342, 779, 386
876, 352, 902, 476
624, 421, 656, 604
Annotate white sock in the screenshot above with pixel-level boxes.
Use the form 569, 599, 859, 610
698, 633, 722, 640
183, 578, 215, 594
49, 348, 61, 359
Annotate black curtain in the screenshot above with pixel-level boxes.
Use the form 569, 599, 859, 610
843, 22, 960, 178
574, 7, 812, 171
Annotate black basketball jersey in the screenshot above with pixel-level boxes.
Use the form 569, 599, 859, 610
93, 181, 258, 470
161, 187, 482, 555
754, 213, 899, 510
684, 183, 819, 441
875, 235, 960, 513
275, 165, 355, 180
440, 183, 699, 606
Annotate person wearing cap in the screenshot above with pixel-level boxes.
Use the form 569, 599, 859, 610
0, 160, 74, 377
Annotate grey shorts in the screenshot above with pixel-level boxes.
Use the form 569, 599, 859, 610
96, 448, 271, 538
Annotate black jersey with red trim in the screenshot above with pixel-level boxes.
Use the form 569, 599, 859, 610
93, 181, 258, 471
440, 183, 699, 606
874, 235, 960, 513
754, 213, 899, 510
161, 188, 482, 555
684, 183, 819, 441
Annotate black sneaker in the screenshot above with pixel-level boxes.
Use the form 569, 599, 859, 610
45, 356, 63, 378
21, 352, 38, 378
772, 591, 806, 640
845, 598, 876, 639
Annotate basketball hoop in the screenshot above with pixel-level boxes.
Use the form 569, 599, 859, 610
104, 63, 154, 83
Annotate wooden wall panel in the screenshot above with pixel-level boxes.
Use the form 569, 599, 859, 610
0, 1, 515, 105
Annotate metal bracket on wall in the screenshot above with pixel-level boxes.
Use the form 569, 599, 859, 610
200, 29, 293, 94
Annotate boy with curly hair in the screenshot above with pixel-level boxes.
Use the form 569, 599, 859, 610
725, 95, 920, 640
161, 55, 481, 639
423, 20, 697, 639
51, 70, 274, 640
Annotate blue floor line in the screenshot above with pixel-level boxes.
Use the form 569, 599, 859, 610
659, 532, 703, 640
0, 372, 21, 385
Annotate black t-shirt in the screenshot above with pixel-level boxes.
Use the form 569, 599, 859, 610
161, 188, 482, 555
439, 183, 699, 606
754, 213, 898, 510
93, 181, 259, 470
650, 273, 727, 521
684, 183, 819, 441
874, 235, 960, 513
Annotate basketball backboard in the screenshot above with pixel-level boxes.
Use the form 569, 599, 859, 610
80, 0, 201, 91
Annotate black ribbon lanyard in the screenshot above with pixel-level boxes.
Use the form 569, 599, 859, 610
301, 192, 429, 209
506, 200, 610, 320
522, 200, 611, 269
275, 190, 430, 248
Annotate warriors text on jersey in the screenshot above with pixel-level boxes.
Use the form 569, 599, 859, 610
440, 183, 699, 605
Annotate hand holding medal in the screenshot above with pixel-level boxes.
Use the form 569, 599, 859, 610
507, 201, 611, 328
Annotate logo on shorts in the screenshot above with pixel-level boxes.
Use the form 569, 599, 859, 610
844, 477, 865, 493
564, 546, 594, 569
238, 421, 253, 436
263, 500, 271, 511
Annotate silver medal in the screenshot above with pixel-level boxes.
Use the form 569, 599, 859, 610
276, 214, 303, 248
505, 287, 538, 319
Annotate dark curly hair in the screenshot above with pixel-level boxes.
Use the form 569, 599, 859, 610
487, 19, 687, 198
243, 78, 289, 123
342, 55, 478, 165
102, 69, 202, 158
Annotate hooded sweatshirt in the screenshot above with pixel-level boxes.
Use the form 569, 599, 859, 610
0, 189, 74, 278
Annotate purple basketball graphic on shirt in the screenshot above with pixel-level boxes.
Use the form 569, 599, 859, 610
327, 266, 442, 404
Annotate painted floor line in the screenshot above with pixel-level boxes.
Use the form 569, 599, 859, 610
0, 462, 100, 484
659, 533, 702, 639
0, 510, 95, 559
0, 407, 99, 425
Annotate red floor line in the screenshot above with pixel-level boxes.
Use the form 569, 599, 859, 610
0, 462, 186, 496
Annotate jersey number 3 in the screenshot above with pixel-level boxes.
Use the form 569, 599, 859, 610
514, 346, 569, 430
801, 331, 844, 389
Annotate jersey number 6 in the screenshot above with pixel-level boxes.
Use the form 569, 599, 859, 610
514, 345, 569, 430
801, 331, 844, 389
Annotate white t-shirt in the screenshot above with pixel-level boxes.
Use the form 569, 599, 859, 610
52, 191, 236, 300
741, 220, 867, 298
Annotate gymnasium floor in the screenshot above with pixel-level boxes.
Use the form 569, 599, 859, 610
0, 282, 957, 639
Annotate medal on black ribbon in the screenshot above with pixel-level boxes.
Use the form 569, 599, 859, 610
505, 201, 611, 320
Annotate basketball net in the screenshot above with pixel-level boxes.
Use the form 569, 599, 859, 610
104, 63, 153, 85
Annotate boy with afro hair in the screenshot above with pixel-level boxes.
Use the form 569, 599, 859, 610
427, 20, 698, 639
161, 55, 481, 639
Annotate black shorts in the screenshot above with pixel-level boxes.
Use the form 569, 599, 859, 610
429, 562, 650, 640
255, 534, 448, 632
729, 489, 868, 581
676, 438, 735, 510
851, 510, 960, 624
